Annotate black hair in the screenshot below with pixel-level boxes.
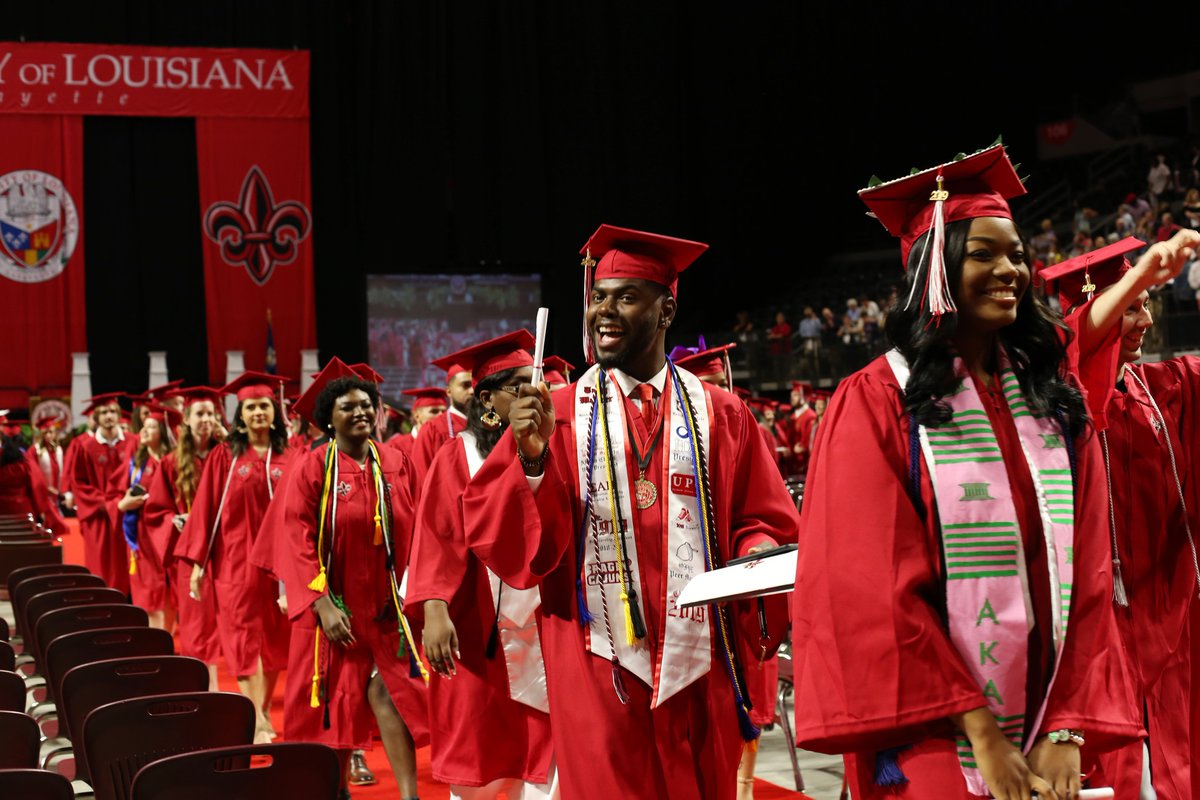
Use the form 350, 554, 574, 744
313, 376, 380, 432
227, 398, 290, 457
0, 433, 23, 466
883, 218, 1088, 438
465, 367, 519, 459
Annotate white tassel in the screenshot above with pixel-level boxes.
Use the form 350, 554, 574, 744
1112, 558, 1129, 608
925, 171, 957, 319
582, 250, 596, 364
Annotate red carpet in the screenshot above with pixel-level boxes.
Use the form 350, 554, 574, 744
60, 519, 810, 798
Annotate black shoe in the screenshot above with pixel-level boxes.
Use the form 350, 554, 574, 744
348, 750, 376, 786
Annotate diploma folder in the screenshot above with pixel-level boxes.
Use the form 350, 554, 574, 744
677, 544, 797, 608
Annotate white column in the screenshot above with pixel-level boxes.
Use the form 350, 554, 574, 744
225, 350, 245, 422
71, 352, 92, 426
300, 349, 320, 394
147, 351, 169, 391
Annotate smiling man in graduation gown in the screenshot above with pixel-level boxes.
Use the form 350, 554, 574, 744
461, 225, 801, 800
72, 392, 136, 593
407, 358, 475, 491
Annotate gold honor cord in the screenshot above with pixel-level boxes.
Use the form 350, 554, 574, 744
309, 443, 338, 708
595, 369, 644, 645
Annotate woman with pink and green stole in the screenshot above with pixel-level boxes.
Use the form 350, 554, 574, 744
792, 143, 1143, 800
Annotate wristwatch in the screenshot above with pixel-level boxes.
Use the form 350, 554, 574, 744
1047, 729, 1085, 746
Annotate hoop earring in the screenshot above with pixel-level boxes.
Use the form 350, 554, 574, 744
481, 408, 502, 429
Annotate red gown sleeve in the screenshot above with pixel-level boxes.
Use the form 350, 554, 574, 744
791, 366, 988, 753
1062, 299, 1121, 431
25, 459, 66, 535
71, 439, 109, 524
270, 447, 329, 620
405, 441, 471, 624
462, 394, 578, 590
143, 454, 180, 566
177, 445, 229, 568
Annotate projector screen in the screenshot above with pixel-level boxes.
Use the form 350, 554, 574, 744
367, 273, 542, 405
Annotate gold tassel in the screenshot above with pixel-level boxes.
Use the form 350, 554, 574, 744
310, 629, 322, 708
307, 567, 327, 592
129, 551, 137, 575
373, 512, 383, 546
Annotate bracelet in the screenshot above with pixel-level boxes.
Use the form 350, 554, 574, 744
517, 441, 549, 472
1046, 729, 1085, 747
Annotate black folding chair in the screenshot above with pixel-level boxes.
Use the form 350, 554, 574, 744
22, 587, 128, 675
0, 670, 24, 712
5, 563, 88, 605
0, 710, 39, 768
0, 542, 65, 601
0, 640, 13, 672
13, 573, 105, 644
0, 768, 73, 800
55, 655, 208, 783
130, 742, 340, 800
83, 692, 256, 800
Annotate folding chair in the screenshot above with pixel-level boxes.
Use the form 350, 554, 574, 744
775, 637, 805, 792
54, 655, 208, 784
43, 627, 173, 708
0, 542, 65, 602
22, 587, 128, 675
0, 616, 9, 640
130, 742, 339, 800
83, 692, 256, 800
0, 640, 13, 671
0, 768, 74, 800
0, 670, 24, 711
13, 574, 106, 646
6, 564, 89, 605
0, 709, 39, 768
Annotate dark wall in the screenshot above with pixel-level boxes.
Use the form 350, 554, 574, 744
5, 3, 1192, 392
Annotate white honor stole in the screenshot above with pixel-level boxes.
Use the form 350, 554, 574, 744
461, 432, 549, 713
573, 363, 712, 707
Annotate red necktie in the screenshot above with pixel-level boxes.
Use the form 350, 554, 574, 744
636, 383, 656, 431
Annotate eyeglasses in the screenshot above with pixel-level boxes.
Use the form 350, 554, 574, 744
495, 383, 531, 396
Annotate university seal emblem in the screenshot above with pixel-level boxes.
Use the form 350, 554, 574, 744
0, 170, 79, 284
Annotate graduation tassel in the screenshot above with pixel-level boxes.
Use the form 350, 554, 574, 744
923, 170, 957, 321
873, 746, 910, 787
610, 658, 630, 705
129, 551, 137, 576
626, 588, 647, 641
309, 629, 322, 708
484, 623, 500, 659
373, 511, 383, 546
1112, 558, 1129, 608
307, 567, 327, 593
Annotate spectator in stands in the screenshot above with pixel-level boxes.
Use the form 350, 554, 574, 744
798, 306, 823, 378
732, 309, 759, 374
820, 306, 843, 377
1031, 218, 1058, 264
1072, 199, 1096, 240
1092, 234, 1107, 251
1156, 211, 1181, 242
1115, 203, 1138, 238
1183, 188, 1200, 228
1148, 153, 1173, 209
767, 310, 793, 382
860, 293, 881, 353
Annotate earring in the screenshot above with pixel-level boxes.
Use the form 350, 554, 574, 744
481, 408, 502, 429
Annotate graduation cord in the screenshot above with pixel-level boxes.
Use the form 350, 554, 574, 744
586, 461, 628, 704
595, 369, 648, 644
574, 394, 599, 626
198, 452, 239, 574
1099, 432, 1129, 607
309, 443, 339, 710
1123, 369, 1200, 600
485, 583, 502, 659
668, 360, 759, 742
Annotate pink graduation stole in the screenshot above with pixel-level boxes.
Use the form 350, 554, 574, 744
887, 349, 1075, 795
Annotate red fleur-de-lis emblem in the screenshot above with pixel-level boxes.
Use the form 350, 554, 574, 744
203, 166, 311, 286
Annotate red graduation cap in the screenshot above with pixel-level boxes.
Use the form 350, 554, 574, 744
1038, 237, 1144, 313
222, 371, 289, 403
147, 379, 184, 399
402, 387, 449, 410
791, 380, 812, 393
732, 386, 751, 400
84, 392, 125, 415
859, 143, 1026, 319
35, 416, 65, 431
348, 363, 385, 384
675, 342, 736, 378
429, 349, 473, 381
175, 386, 224, 406
542, 355, 575, 385
143, 401, 182, 432
579, 224, 709, 361
291, 357, 359, 424
0, 418, 22, 437
432, 330, 535, 383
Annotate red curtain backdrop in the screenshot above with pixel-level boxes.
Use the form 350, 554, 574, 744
0, 114, 86, 399
196, 117, 316, 383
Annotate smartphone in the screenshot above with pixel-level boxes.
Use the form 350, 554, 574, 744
129, 484, 148, 498
725, 542, 797, 567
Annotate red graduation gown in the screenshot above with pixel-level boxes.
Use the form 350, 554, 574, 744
143, 450, 221, 663
118, 455, 167, 612
792, 356, 1141, 799
406, 437, 553, 787
790, 406, 817, 477
25, 443, 63, 498
409, 409, 466, 494
72, 432, 136, 593
177, 443, 292, 677
461, 375, 801, 800
0, 457, 66, 534
257, 442, 430, 750
388, 429, 418, 459
1082, 357, 1200, 800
